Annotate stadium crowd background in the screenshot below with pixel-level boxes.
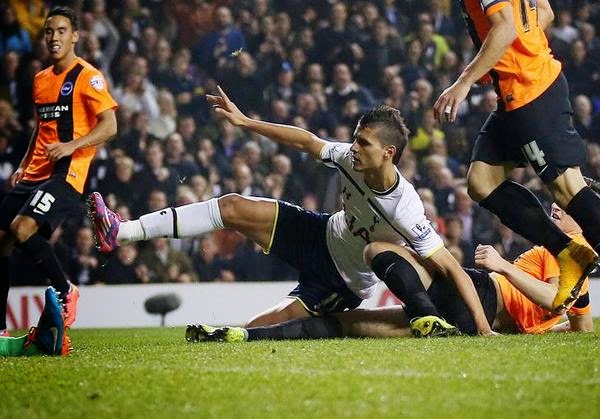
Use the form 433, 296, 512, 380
0, 0, 598, 286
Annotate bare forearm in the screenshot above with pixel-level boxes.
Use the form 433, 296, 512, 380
431, 248, 492, 334
495, 263, 556, 311
242, 117, 324, 157
458, 17, 516, 86
72, 111, 117, 150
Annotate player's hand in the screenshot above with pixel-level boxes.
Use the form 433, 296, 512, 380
46, 141, 77, 162
474, 244, 508, 272
9, 167, 25, 187
206, 85, 248, 127
433, 79, 471, 123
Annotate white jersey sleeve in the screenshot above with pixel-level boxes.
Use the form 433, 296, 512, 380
320, 141, 352, 169
391, 184, 444, 258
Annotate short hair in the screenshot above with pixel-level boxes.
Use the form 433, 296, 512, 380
357, 105, 409, 165
46, 6, 78, 31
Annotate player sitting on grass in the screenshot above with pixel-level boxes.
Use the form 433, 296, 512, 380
187, 197, 594, 342
0, 287, 72, 356
88, 86, 496, 336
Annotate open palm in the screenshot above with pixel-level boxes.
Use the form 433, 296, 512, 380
206, 86, 247, 126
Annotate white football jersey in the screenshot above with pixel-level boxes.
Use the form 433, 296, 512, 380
320, 142, 444, 299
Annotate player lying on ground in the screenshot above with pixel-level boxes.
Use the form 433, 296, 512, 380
0, 287, 72, 356
186, 201, 593, 342
89, 87, 496, 336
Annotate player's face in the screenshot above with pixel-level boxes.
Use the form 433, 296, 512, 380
550, 203, 579, 233
44, 15, 79, 62
350, 125, 394, 172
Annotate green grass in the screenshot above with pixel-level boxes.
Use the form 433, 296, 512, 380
1, 321, 600, 419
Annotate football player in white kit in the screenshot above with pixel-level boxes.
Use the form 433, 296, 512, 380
88, 86, 495, 336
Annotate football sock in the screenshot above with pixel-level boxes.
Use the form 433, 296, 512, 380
19, 234, 70, 295
0, 335, 41, 357
0, 256, 9, 330
479, 180, 570, 256
118, 198, 224, 242
246, 316, 344, 341
371, 251, 441, 319
565, 187, 600, 252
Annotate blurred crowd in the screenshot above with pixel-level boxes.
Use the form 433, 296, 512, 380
0, 0, 599, 286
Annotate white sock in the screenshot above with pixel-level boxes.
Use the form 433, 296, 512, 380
118, 198, 224, 241
117, 220, 146, 242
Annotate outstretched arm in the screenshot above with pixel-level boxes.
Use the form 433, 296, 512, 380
474, 245, 557, 310
207, 86, 327, 160
428, 247, 496, 336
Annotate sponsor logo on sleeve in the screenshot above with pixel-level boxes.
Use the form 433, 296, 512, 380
411, 221, 432, 240
90, 75, 105, 90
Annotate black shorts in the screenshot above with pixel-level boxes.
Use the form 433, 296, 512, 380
0, 177, 82, 238
269, 201, 362, 315
427, 268, 497, 336
471, 73, 586, 183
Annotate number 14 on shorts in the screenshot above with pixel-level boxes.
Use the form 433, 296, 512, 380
522, 140, 547, 169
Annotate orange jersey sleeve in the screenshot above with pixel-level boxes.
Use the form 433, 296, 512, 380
495, 233, 591, 333
24, 57, 117, 193
461, 0, 561, 110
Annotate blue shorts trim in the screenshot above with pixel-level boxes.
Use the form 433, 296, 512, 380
270, 201, 362, 315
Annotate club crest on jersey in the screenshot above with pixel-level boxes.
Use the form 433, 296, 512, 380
90, 75, 105, 90
411, 222, 432, 240
60, 81, 73, 96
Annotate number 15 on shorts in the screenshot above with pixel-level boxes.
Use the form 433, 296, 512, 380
30, 190, 56, 215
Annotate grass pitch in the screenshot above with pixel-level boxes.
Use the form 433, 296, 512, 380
1, 321, 599, 419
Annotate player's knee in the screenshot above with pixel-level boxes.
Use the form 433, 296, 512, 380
363, 242, 392, 267
217, 193, 245, 223
9, 217, 37, 244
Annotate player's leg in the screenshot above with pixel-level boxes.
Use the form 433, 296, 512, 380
89, 192, 277, 251
427, 268, 497, 336
245, 298, 310, 327
0, 287, 72, 357
0, 183, 31, 334
334, 306, 411, 338
546, 170, 600, 309
506, 74, 599, 311
12, 179, 81, 326
466, 112, 573, 259
363, 242, 440, 319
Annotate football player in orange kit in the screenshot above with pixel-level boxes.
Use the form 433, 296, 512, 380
434, 0, 600, 314
0, 6, 117, 335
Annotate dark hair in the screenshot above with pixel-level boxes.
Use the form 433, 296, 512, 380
358, 105, 410, 165
46, 6, 78, 31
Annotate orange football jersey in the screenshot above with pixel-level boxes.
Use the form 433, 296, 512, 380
24, 57, 117, 193
460, 0, 561, 110
493, 233, 591, 334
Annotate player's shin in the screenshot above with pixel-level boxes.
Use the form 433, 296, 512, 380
246, 316, 344, 341
371, 251, 441, 319
479, 181, 571, 256
565, 187, 600, 253
121, 198, 225, 241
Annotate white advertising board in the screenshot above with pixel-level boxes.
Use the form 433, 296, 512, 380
5, 279, 600, 329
